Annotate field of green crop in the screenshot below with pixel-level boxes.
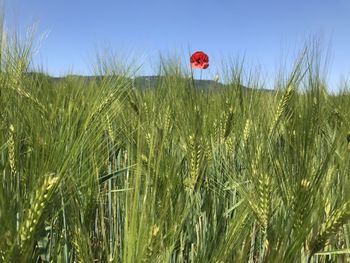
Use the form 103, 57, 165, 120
1, 25, 350, 263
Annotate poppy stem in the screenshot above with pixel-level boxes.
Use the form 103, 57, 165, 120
190, 68, 196, 90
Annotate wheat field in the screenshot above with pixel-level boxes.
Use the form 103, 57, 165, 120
1, 22, 350, 263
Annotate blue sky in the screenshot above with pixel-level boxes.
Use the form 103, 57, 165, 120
4, 0, 350, 90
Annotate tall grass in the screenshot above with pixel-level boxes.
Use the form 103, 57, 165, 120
1, 23, 350, 263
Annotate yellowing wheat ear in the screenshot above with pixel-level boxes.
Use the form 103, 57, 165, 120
243, 118, 252, 145
104, 114, 114, 140
19, 175, 58, 244
190, 135, 200, 187
85, 93, 115, 132
214, 74, 219, 83
203, 139, 213, 162
309, 201, 350, 256
269, 85, 295, 135
183, 134, 202, 192
8, 124, 16, 176
8, 62, 47, 114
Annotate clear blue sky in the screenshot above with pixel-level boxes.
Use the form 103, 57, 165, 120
4, 0, 350, 90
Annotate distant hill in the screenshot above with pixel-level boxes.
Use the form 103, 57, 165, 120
25, 73, 275, 93
132, 75, 224, 90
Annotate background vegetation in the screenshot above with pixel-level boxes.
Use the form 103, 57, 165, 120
1, 23, 350, 263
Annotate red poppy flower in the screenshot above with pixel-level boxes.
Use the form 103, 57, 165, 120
190, 51, 209, 69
